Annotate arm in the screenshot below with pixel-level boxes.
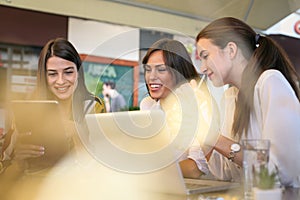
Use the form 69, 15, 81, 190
1, 131, 45, 176
0, 142, 45, 197
180, 141, 209, 179
179, 159, 204, 179
103, 96, 110, 112
199, 86, 242, 180
212, 135, 243, 167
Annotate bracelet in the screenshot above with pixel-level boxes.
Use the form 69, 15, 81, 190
228, 151, 235, 162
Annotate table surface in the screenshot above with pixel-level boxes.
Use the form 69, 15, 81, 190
4, 149, 299, 200
148, 186, 300, 200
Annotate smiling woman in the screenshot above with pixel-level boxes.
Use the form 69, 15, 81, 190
0, 38, 106, 199
46, 57, 78, 101
195, 17, 300, 187
139, 38, 217, 179
32, 38, 106, 121
142, 38, 199, 102
143, 51, 175, 100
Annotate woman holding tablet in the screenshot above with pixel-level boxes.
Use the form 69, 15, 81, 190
0, 38, 105, 196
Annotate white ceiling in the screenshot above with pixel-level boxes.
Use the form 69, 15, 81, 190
108, 0, 300, 31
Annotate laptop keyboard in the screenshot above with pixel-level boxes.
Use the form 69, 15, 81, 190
186, 183, 210, 189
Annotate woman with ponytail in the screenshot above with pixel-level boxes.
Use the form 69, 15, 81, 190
196, 17, 300, 187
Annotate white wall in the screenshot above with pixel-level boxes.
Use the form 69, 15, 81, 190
68, 18, 140, 61
264, 9, 300, 39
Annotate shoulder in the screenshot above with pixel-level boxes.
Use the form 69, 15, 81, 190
94, 96, 106, 113
140, 96, 158, 110
85, 96, 106, 114
220, 86, 238, 107
256, 70, 293, 92
94, 96, 104, 105
255, 69, 298, 101
257, 70, 286, 86
224, 86, 238, 97
115, 93, 125, 101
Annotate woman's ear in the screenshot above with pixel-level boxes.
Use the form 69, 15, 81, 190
226, 42, 238, 59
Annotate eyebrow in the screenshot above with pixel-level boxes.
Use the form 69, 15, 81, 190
47, 66, 76, 72
144, 64, 166, 67
63, 67, 76, 70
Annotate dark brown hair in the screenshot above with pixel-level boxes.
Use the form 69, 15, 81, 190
196, 17, 300, 138
35, 38, 101, 121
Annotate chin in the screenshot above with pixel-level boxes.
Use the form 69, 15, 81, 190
150, 95, 161, 100
56, 94, 72, 101
211, 80, 225, 87
149, 93, 162, 100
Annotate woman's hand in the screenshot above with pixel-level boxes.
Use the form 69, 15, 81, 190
12, 132, 45, 171
13, 143, 45, 161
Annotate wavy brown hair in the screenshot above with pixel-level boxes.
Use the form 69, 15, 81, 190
142, 38, 199, 98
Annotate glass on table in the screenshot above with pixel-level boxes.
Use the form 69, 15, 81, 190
242, 139, 270, 200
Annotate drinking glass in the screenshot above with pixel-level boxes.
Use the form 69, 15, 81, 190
242, 139, 270, 200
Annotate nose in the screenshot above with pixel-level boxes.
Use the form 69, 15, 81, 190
199, 62, 208, 75
56, 73, 65, 84
149, 68, 158, 80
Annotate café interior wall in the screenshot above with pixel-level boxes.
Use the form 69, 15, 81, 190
68, 17, 140, 61
0, 0, 227, 115
1, 0, 206, 38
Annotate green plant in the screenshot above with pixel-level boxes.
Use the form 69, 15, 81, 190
255, 165, 277, 190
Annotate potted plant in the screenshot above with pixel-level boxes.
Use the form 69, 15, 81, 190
253, 165, 282, 200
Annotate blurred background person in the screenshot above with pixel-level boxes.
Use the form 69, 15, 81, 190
102, 81, 127, 112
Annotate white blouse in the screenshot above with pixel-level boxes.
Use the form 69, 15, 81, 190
208, 70, 300, 187
140, 95, 209, 174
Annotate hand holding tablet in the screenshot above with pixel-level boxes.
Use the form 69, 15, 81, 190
11, 100, 70, 172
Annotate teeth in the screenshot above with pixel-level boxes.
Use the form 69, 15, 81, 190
57, 87, 67, 91
150, 84, 160, 88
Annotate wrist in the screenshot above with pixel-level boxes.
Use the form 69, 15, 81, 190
228, 143, 241, 162
11, 159, 28, 172
0, 160, 12, 173
214, 135, 243, 166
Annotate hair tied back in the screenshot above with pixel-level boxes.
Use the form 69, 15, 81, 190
255, 34, 260, 48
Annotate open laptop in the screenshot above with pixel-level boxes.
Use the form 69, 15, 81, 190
135, 160, 239, 195
84, 110, 239, 195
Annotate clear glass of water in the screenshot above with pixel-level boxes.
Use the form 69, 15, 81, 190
242, 139, 270, 200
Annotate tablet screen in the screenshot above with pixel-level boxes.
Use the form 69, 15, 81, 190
11, 100, 70, 172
